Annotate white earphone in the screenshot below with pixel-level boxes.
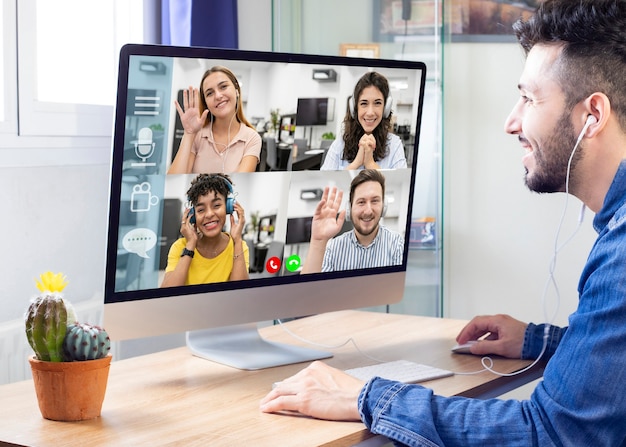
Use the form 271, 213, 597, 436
579, 114, 596, 140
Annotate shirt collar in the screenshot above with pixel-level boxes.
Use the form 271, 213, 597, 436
593, 159, 626, 233
349, 226, 383, 248
199, 123, 244, 143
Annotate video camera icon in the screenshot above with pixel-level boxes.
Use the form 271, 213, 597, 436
130, 182, 159, 212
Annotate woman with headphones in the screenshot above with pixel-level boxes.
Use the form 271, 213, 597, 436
161, 174, 249, 287
168, 66, 262, 174
321, 71, 407, 170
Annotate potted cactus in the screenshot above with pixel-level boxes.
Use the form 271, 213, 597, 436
25, 272, 112, 421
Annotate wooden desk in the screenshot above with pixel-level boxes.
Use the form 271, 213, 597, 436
0, 311, 543, 447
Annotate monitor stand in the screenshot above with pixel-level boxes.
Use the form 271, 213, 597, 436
186, 323, 333, 370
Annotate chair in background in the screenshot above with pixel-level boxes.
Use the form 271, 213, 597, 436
264, 137, 281, 171
319, 138, 333, 167
294, 138, 307, 152
287, 139, 308, 171
287, 152, 294, 171
244, 235, 257, 273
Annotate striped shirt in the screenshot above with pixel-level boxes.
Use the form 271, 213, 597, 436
321, 226, 404, 272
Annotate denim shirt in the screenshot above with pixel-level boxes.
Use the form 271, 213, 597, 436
358, 161, 626, 446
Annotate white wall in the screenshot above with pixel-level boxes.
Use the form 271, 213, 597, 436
0, 164, 110, 321
442, 43, 598, 327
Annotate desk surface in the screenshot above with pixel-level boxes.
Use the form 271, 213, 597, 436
276, 145, 323, 171
0, 310, 542, 447
289, 149, 323, 170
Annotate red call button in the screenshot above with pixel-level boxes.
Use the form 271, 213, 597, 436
265, 256, 281, 274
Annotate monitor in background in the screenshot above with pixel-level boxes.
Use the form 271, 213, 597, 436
104, 43, 427, 370
296, 97, 328, 126
286, 216, 313, 245
286, 215, 353, 245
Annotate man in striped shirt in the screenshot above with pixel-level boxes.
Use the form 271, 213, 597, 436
301, 169, 404, 273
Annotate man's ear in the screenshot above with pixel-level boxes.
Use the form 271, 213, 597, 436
582, 92, 610, 138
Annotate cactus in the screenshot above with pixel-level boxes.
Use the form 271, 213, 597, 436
63, 323, 111, 361
25, 293, 70, 362
25, 272, 79, 362
25, 270, 76, 362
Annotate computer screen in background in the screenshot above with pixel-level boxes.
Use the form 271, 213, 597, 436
296, 97, 329, 126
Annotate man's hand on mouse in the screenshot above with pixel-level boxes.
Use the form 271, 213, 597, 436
260, 361, 364, 421
456, 314, 527, 359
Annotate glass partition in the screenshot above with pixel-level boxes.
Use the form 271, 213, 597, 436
272, 0, 443, 316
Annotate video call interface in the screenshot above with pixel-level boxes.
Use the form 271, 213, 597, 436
109, 46, 425, 295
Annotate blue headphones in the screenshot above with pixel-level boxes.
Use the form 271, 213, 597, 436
221, 176, 236, 215
187, 175, 236, 224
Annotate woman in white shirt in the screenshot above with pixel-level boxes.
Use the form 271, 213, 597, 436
321, 72, 406, 170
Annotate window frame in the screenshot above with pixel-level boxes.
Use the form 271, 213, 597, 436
0, 0, 17, 136
15, 0, 126, 137
0, 0, 154, 167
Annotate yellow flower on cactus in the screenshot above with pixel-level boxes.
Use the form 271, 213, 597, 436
35, 271, 68, 293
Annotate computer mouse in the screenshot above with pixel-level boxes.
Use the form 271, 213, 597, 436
451, 340, 478, 354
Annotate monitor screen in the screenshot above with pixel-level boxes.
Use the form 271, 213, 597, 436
104, 44, 427, 369
296, 97, 328, 126
286, 216, 313, 245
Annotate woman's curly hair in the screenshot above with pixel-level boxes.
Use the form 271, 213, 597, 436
187, 173, 232, 205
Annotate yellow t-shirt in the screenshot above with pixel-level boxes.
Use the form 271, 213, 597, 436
165, 234, 249, 285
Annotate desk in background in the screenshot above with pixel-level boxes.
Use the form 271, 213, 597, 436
287, 148, 324, 170
277, 145, 324, 171
0, 310, 543, 447
258, 138, 324, 172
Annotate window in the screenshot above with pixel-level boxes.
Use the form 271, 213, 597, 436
16, 0, 144, 136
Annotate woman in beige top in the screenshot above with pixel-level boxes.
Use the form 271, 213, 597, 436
168, 66, 261, 174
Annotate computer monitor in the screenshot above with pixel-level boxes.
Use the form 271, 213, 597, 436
296, 97, 328, 126
104, 43, 427, 370
286, 216, 314, 244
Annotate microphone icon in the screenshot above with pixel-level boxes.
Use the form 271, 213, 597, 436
132, 127, 156, 167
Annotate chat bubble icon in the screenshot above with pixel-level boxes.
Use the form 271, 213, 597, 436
122, 228, 157, 259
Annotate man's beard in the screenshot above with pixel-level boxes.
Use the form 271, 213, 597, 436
353, 217, 380, 238
524, 112, 582, 194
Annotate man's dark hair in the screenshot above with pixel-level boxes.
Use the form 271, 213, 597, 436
187, 173, 232, 205
349, 169, 386, 205
514, 0, 626, 129
342, 72, 393, 163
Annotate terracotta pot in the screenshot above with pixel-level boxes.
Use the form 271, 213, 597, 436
28, 354, 112, 421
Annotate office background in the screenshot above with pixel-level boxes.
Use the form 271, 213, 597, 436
1, 1, 596, 365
